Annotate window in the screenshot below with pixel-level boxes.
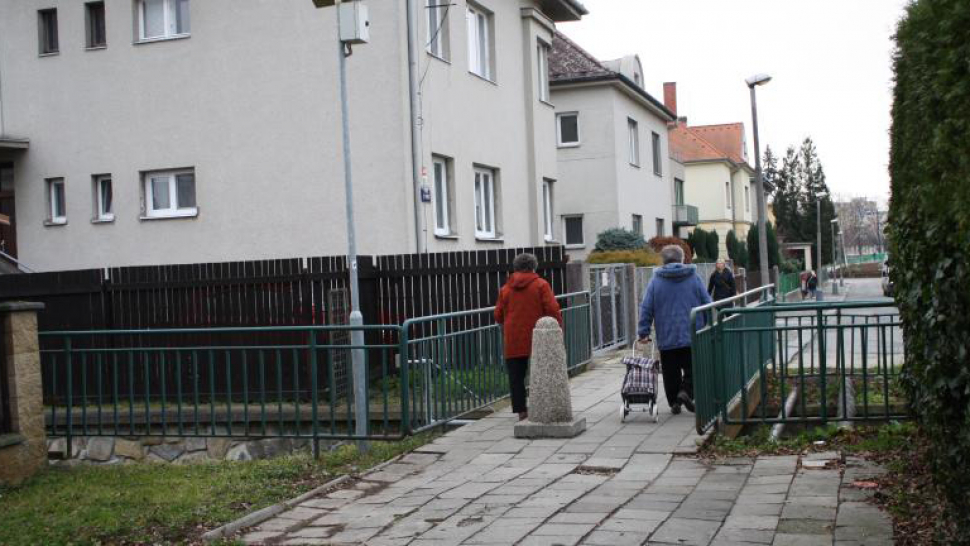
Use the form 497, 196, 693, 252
473, 167, 496, 238
628, 118, 640, 166
725, 181, 732, 209
537, 41, 550, 102
94, 175, 113, 221
38, 9, 59, 55
563, 215, 584, 247
47, 178, 67, 224
426, 0, 450, 60
656, 218, 665, 238
466, 4, 492, 80
542, 179, 554, 242
557, 113, 580, 147
675, 178, 685, 206
86, 2, 107, 48
432, 156, 454, 236
138, 0, 190, 41
651, 132, 662, 176
632, 215, 643, 237
143, 169, 196, 218
745, 185, 751, 213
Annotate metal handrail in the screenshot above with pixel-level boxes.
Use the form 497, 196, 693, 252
0, 248, 34, 273
690, 284, 775, 330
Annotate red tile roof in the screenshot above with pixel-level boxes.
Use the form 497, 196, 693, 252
688, 123, 746, 165
669, 121, 749, 167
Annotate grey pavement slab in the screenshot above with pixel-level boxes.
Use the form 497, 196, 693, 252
227, 350, 895, 546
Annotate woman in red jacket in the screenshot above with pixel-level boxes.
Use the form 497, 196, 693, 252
494, 253, 563, 421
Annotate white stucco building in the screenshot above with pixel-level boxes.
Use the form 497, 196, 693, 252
664, 83, 758, 260
548, 33, 687, 260
0, 0, 587, 271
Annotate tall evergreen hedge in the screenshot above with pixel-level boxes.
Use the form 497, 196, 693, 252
889, 0, 970, 533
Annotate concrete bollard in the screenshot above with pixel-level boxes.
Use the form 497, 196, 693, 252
513, 317, 586, 439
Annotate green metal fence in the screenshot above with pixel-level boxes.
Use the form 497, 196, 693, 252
693, 298, 907, 435
41, 293, 592, 449
777, 272, 800, 299
401, 292, 592, 432
846, 252, 887, 265
691, 286, 777, 435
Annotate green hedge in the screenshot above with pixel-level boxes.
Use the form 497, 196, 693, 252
890, 0, 970, 534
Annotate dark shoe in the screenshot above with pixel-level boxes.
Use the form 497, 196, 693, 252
677, 391, 695, 413
518, 411, 529, 421
671, 403, 682, 415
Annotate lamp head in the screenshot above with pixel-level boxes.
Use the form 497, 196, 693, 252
746, 74, 772, 87
817, 191, 829, 199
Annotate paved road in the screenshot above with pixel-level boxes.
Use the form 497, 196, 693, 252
243, 279, 894, 545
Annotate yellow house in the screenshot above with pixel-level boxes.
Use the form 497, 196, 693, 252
664, 84, 759, 260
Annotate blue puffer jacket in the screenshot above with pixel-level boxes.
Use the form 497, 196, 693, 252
637, 263, 713, 351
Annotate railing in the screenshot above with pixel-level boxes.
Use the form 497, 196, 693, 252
41, 293, 592, 448
401, 293, 591, 432
846, 252, 887, 265
691, 285, 777, 434
777, 272, 800, 300
673, 204, 700, 226
693, 299, 908, 435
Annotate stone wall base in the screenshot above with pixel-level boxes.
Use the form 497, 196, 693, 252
47, 436, 338, 466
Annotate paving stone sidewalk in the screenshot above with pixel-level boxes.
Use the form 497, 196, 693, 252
241, 354, 893, 545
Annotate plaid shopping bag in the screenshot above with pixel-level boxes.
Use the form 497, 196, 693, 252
621, 355, 659, 396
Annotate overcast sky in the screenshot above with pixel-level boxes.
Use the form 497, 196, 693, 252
558, 0, 909, 207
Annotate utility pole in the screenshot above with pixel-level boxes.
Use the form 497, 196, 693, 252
312, 0, 370, 448
746, 74, 772, 289
405, 0, 426, 253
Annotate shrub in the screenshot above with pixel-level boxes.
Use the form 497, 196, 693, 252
727, 231, 748, 269
594, 228, 645, 252
688, 228, 714, 261
747, 222, 782, 269
587, 249, 661, 267
646, 236, 693, 264
890, 0, 970, 535
706, 230, 719, 261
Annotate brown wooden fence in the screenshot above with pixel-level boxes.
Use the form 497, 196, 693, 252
0, 247, 567, 405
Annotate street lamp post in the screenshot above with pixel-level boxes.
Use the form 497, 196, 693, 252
830, 219, 839, 295
311, 0, 369, 449
816, 191, 828, 300
746, 74, 772, 289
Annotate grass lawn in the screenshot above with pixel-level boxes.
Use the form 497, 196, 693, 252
0, 433, 435, 546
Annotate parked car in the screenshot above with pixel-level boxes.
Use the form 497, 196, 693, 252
881, 260, 894, 297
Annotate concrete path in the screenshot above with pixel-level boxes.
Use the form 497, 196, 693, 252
241, 348, 894, 545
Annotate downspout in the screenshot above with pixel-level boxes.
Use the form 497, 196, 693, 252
406, 0, 427, 253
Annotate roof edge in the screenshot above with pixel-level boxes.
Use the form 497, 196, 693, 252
551, 74, 676, 121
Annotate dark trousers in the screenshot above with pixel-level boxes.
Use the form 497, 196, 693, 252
659, 347, 693, 407
506, 357, 529, 413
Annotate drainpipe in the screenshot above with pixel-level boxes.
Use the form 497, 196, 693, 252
405, 0, 426, 253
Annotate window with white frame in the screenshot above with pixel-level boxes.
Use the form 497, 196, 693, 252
557, 113, 580, 147
143, 168, 196, 218
725, 181, 732, 209
466, 4, 493, 80
745, 185, 751, 213
432, 156, 454, 236
628, 118, 640, 166
94, 175, 113, 221
38, 9, 59, 55
563, 215, 584, 247
138, 0, 190, 42
651, 131, 662, 176
537, 41, 550, 102
426, 0, 450, 60
47, 178, 66, 224
632, 214, 643, 237
656, 218, 665, 238
675, 178, 685, 205
473, 167, 497, 238
542, 179, 555, 242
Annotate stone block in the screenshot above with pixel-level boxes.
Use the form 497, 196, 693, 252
114, 439, 144, 460
523, 317, 580, 426
150, 443, 185, 462
207, 438, 233, 459
85, 437, 115, 462
514, 418, 586, 439
184, 437, 207, 452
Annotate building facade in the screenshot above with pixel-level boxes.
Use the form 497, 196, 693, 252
0, 0, 586, 271
665, 83, 757, 260
548, 33, 679, 260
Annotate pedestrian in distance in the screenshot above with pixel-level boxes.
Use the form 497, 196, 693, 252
707, 259, 736, 301
494, 253, 563, 422
637, 245, 712, 415
807, 270, 819, 300
800, 270, 810, 300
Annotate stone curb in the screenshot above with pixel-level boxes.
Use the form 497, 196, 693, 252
201, 451, 410, 542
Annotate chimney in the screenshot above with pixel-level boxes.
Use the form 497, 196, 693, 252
663, 82, 678, 116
